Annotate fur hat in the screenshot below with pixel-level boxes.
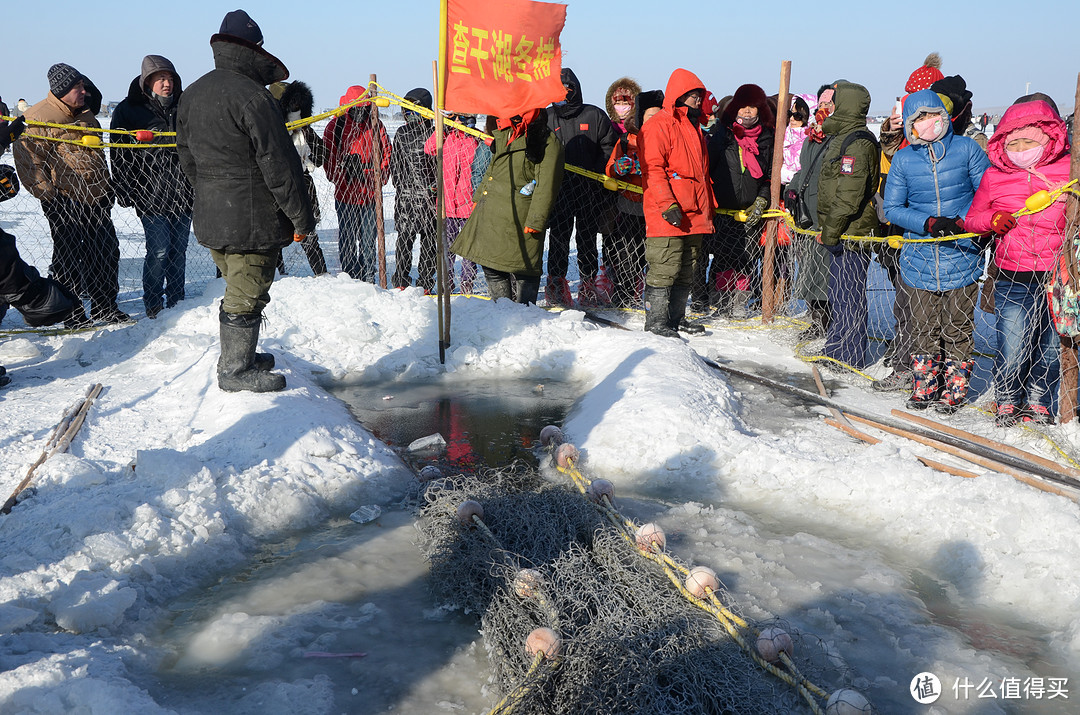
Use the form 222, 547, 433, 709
905, 53, 944, 93
634, 90, 664, 131
219, 9, 263, 45
722, 84, 775, 129
48, 63, 85, 99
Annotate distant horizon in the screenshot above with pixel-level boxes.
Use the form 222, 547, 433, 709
3, 1, 1077, 120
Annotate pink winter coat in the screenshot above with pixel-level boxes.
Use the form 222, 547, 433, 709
965, 100, 1071, 273
424, 129, 478, 219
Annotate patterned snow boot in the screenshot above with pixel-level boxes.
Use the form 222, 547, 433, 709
905, 354, 941, 410
933, 359, 974, 414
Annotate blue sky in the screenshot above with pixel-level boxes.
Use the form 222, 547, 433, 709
4, 1, 1077, 117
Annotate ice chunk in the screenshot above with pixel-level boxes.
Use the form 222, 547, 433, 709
48, 573, 138, 633
407, 433, 447, 454
349, 505, 382, 524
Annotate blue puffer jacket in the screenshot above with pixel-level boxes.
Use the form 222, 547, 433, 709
883, 89, 990, 290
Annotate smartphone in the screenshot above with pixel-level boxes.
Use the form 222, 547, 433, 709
894, 98, 902, 116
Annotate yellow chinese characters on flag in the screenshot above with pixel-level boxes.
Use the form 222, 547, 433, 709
443, 0, 567, 118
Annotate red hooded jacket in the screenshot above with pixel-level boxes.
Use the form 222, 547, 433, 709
323, 85, 392, 205
639, 69, 715, 237
965, 100, 1071, 273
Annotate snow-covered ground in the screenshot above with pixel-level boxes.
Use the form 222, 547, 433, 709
1, 275, 1079, 714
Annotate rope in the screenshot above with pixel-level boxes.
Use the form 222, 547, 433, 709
555, 455, 829, 714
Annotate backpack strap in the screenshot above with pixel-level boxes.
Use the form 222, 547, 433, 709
838, 129, 879, 157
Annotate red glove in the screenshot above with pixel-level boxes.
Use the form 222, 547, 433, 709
293, 232, 306, 242
523, 226, 540, 234
990, 211, 1017, 235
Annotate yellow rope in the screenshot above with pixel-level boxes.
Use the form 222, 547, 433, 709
486, 651, 551, 715
556, 456, 828, 713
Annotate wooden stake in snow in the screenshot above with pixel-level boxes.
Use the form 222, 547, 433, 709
2, 383, 103, 515
761, 60, 791, 324
369, 74, 388, 289
1059, 72, 1080, 423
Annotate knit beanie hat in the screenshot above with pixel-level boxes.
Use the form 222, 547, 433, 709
48, 63, 85, 98
219, 9, 263, 45
905, 53, 944, 93
1006, 125, 1049, 146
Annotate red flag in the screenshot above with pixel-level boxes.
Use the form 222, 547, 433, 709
442, 0, 567, 118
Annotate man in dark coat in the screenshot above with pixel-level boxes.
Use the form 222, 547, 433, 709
111, 55, 195, 319
0, 118, 78, 388
545, 68, 618, 306
389, 87, 437, 291
177, 9, 315, 393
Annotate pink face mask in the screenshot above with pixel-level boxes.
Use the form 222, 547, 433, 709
1007, 144, 1044, 169
613, 102, 632, 119
913, 114, 945, 142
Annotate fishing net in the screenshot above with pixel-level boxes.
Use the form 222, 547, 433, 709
416, 460, 866, 714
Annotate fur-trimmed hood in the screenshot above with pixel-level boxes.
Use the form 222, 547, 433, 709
605, 76, 642, 122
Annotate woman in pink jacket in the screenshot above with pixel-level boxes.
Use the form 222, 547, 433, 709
965, 99, 1071, 426
425, 115, 479, 293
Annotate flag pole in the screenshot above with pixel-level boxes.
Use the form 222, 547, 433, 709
433, 58, 450, 365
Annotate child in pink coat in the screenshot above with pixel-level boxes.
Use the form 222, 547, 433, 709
965, 99, 1071, 426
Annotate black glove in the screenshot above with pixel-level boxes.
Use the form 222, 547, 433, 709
662, 203, 684, 228
924, 216, 966, 237
0, 117, 26, 152
745, 196, 769, 228
0, 165, 19, 202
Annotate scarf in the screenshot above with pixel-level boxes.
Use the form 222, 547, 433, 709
498, 108, 541, 145
731, 122, 763, 178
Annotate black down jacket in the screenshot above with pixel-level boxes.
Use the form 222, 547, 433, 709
176, 35, 314, 251
110, 62, 194, 217
0, 229, 76, 326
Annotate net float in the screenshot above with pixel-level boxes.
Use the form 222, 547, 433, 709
525, 627, 561, 659
456, 499, 483, 526
685, 566, 719, 598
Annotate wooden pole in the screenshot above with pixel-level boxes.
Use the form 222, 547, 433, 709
846, 414, 1078, 500
1058, 72, 1080, 423
369, 74, 388, 289
761, 60, 790, 323
891, 409, 1080, 480
432, 60, 450, 364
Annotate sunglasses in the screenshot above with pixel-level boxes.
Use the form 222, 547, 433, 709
612, 95, 633, 103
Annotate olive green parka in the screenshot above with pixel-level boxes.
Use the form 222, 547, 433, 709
452, 114, 564, 276
816, 82, 880, 248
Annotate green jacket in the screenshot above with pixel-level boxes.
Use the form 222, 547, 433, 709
816, 82, 880, 248
452, 120, 564, 276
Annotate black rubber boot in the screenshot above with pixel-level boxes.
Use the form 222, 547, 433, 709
220, 304, 273, 370
515, 277, 540, 305
218, 311, 286, 393
487, 275, 512, 301
644, 285, 679, 338
669, 286, 704, 335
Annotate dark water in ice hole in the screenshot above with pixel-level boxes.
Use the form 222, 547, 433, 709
145, 377, 581, 714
